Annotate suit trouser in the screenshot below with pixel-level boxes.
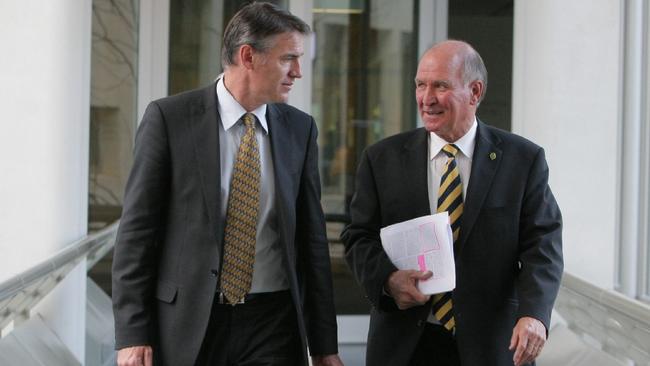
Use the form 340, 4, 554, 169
409, 323, 461, 366
195, 290, 301, 366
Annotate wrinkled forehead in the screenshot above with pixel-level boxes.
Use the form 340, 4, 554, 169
416, 50, 463, 79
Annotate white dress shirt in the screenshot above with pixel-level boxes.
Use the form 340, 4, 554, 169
216, 77, 288, 293
427, 118, 478, 214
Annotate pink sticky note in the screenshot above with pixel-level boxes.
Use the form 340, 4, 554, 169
418, 254, 426, 271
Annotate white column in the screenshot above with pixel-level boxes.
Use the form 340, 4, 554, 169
0, 0, 91, 362
418, 0, 448, 57
618, 0, 645, 297
512, 0, 623, 289
138, 0, 170, 122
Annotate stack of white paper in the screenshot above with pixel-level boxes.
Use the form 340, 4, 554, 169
379, 212, 456, 295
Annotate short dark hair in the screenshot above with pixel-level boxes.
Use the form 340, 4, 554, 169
221, 2, 311, 68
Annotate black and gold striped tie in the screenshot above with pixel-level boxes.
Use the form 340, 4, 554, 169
220, 113, 260, 304
432, 144, 463, 331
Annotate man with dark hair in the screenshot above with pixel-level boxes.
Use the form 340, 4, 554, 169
112, 2, 343, 365
342, 40, 563, 366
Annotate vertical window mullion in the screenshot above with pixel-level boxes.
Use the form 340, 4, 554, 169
618, 0, 644, 299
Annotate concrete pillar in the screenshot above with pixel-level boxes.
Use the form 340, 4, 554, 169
0, 0, 92, 362
512, 0, 623, 289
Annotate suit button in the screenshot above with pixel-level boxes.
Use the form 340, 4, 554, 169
210, 269, 219, 277
417, 320, 424, 327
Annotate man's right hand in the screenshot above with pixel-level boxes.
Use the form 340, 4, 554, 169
117, 345, 153, 366
385, 270, 432, 309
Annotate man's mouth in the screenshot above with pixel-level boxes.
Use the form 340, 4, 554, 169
423, 110, 443, 116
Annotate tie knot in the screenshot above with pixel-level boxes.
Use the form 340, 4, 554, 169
442, 144, 460, 158
243, 113, 255, 129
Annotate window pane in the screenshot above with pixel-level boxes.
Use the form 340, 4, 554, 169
313, 0, 418, 315
314, 0, 418, 217
168, 0, 288, 94
88, 0, 140, 295
448, 0, 513, 131
89, 0, 140, 230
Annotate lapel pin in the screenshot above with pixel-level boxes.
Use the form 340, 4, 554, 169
489, 152, 497, 160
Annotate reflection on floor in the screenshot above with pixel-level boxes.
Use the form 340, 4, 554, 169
339, 344, 366, 366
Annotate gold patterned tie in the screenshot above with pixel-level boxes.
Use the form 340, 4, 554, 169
432, 144, 463, 331
220, 113, 260, 304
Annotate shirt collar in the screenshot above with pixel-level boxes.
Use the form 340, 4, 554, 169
216, 77, 268, 134
429, 117, 478, 160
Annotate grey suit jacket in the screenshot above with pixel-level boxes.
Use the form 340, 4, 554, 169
342, 121, 563, 366
112, 83, 338, 365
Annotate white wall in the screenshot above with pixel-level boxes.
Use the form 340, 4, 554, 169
0, 0, 91, 362
512, 0, 622, 289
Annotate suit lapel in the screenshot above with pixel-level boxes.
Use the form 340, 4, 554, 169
267, 104, 294, 260
457, 121, 502, 252
402, 129, 431, 218
189, 83, 222, 245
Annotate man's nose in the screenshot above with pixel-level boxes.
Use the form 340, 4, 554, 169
290, 59, 302, 79
421, 87, 437, 104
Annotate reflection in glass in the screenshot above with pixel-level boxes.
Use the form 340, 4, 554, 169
312, 0, 418, 314
168, 0, 288, 94
89, 0, 140, 231
449, 0, 513, 131
313, 0, 417, 216
88, 0, 140, 296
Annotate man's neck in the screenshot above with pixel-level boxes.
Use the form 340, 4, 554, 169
222, 71, 261, 112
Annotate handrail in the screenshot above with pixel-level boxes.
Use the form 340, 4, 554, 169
554, 272, 650, 365
0, 221, 119, 333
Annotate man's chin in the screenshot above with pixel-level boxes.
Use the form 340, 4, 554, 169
423, 120, 443, 133
273, 93, 290, 103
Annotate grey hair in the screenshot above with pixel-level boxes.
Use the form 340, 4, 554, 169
461, 45, 488, 104
221, 2, 310, 69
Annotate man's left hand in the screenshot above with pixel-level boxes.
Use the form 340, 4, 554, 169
509, 317, 546, 366
311, 354, 344, 366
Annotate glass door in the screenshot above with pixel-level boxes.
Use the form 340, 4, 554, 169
312, 0, 419, 313
311, 1, 419, 362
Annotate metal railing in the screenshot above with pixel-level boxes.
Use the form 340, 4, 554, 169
2, 219, 649, 365
0, 221, 119, 334
554, 272, 650, 365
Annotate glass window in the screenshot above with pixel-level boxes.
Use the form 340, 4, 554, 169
88, 0, 140, 295
312, 0, 419, 314
89, 0, 140, 230
168, 0, 287, 94
448, 0, 513, 131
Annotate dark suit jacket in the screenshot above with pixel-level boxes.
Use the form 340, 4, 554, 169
112, 83, 338, 365
342, 121, 563, 366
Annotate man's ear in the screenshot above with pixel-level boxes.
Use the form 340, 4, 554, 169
238, 44, 255, 70
469, 80, 484, 105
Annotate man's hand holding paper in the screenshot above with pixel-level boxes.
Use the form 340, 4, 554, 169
380, 213, 456, 296
385, 270, 432, 309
